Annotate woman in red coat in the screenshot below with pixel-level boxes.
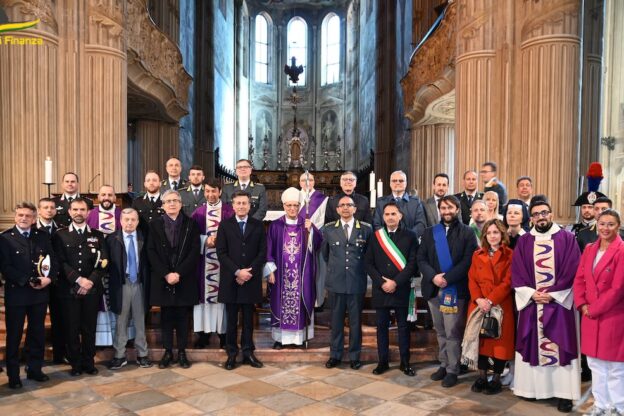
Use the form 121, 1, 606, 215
467, 219, 515, 394
574, 209, 624, 416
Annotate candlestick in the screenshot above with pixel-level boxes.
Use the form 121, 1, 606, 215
370, 189, 376, 208
376, 179, 383, 198
369, 171, 375, 191
44, 156, 53, 184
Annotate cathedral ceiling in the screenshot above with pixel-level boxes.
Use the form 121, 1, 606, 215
247, 0, 351, 10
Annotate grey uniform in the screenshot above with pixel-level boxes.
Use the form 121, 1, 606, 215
179, 185, 206, 217
221, 181, 267, 221
321, 219, 372, 361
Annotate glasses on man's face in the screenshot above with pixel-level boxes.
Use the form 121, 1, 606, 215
390, 179, 405, 183
341, 178, 356, 182
338, 203, 355, 208
236, 165, 252, 170
531, 210, 551, 219
284, 204, 300, 209
163, 199, 181, 204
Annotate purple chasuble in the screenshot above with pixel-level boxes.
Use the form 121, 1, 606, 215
511, 228, 581, 367
299, 191, 326, 220
191, 203, 234, 303
267, 216, 322, 332
86, 206, 121, 233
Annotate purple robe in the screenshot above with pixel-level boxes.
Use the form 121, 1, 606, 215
191, 203, 234, 303
299, 191, 326, 220
86, 206, 121, 233
267, 216, 322, 332
511, 228, 581, 367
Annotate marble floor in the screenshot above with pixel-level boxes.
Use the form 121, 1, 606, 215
0, 360, 593, 415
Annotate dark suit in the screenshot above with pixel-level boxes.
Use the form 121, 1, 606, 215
147, 215, 201, 351
454, 191, 484, 225
52, 194, 94, 228
216, 216, 267, 357
321, 219, 372, 361
372, 194, 426, 237
52, 225, 108, 371
423, 197, 440, 227
0, 227, 57, 382
325, 192, 372, 225
180, 185, 206, 217
132, 194, 164, 236
365, 227, 418, 364
221, 181, 268, 221
160, 178, 188, 193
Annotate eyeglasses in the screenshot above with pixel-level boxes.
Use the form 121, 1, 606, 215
236, 165, 252, 169
284, 203, 300, 208
341, 178, 356, 182
163, 199, 181, 204
531, 210, 551, 218
338, 203, 355, 208
390, 179, 405, 183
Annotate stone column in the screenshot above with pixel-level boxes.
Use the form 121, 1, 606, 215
410, 124, 455, 198
0, 1, 59, 228
135, 119, 180, 180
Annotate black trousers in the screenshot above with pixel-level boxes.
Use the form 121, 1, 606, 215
478, 354, 506, 374
329, 292, 364, 361
161, 306, 192, 350
225, 303, 255, 358
49, 288, 67, 361
5, 302, 47, 381
62, 294, 100, 370
376, 307, 410, 364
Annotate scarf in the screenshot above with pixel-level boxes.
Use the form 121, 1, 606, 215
461, 304, 504, 369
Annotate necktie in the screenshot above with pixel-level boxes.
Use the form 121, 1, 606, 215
68, 197, 74, 203
389, 231, 395, 240
194, 189, 199, 198
468, 195, 473, 205
172, 181, 178, 189
239, 221, 245, 234
241, 184, 247, 191
22, 231, 29, 238
45, 225, 52, 234
77, 229, 83, 235
343, 223, 349, 240
127, 234, 138, 283
150, 197, 155, 203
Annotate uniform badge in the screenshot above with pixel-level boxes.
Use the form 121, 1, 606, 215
587, 191, 597, 204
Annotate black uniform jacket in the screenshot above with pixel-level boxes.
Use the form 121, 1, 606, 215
216, 216, 267, 304
0, 227, 58, 306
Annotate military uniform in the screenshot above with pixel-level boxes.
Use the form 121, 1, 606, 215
52, 194, 94, 228
454, 191, 484, 225
0, 227, 57, 385
132, 193, 164, 236
179, 184, 206, 217
160, 178, 188, 193
221, 180, 268, 221
52, 224, 109, 373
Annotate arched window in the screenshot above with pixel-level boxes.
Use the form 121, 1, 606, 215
321, 13, 340, 86
255, 14, 270, 84
287, 17, 307, 86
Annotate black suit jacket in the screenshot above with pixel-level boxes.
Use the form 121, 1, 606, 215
147, 215, 201, 307
325, 192, 372, 224
0, 227, 58, 307
454, 191, 484, 225
52, 195, 94, 228
132, 194, 164, 236
216, 216, 267, 304
106, 229, 150, 314
417, 219, 477, 300
365, 227, 419, 308
52, 226, 108, 298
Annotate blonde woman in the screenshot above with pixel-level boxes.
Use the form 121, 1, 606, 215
484, 191, 503, 222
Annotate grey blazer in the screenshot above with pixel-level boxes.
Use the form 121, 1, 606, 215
423, 197, 439, 227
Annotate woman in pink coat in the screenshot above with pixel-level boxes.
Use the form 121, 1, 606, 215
574, 209, 624, 416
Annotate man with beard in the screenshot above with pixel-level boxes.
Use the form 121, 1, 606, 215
180, 165, 207, 217
191, 179, 234, 349
53, 172, 94, 227
160, 157, 188, 192
571, 162, 606, 238
469, 199, 488, 245
424, 173, 450, 227
511, 199, 581, 412
86, 185, 126, 347
52, 198, 109, 376
455, 170, 484, 225
132, 171, 165, 236
148, 190, 201, 369
325, 171, 372, 224
417, 195, 477, 387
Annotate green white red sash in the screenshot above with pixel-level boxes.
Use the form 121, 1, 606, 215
375, 228, 406, 270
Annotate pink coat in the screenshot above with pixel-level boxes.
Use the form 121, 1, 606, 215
573, 235, 624, 361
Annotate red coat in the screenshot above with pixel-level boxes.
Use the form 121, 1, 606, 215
573, 235, 624, 362
467, 246, 515, 360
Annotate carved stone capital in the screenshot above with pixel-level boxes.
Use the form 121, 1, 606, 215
88, 0, 125, 47
2, 0, 58, 34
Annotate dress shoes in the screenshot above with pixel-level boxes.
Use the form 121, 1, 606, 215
441, 373, 458, 388
224, 356, 236, 371
26, 371, 50, 382
430, 367, 447, 381
484, 380, 502, 395
8, 379, 23, 389
471, 377, 488, 393
83, 366, 99, 375
243, 354, 264, 368
158, 350, 174, 369
557, 398, 573, 413
400, 361, 416, 377
70, 367, 82, 376
178, 351, 191, 369
372, 362, 389, 375
325, 358, 341, 368
350, 360, 362, 370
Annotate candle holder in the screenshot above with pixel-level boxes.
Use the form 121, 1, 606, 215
42, 182, 55, 198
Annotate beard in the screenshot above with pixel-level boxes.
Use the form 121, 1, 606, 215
534, 221, 553, 233
100, 200, 114, 210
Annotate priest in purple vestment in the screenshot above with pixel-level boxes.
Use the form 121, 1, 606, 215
511, 199, 581, 413
265, 187, 322, 348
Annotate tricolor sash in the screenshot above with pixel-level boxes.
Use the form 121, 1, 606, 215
374, 228, 406, 271
433, 223, 458, 313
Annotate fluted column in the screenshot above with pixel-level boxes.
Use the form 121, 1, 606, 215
135, 119, 180, 180
409, 124, 455, 197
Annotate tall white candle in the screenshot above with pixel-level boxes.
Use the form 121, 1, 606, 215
376, 179, 383, 198
370, 189, 376, 208
44, 157, 53, 184
369, 171, 375, 191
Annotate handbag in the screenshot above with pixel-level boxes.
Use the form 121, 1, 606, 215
479, 312, 500, 339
